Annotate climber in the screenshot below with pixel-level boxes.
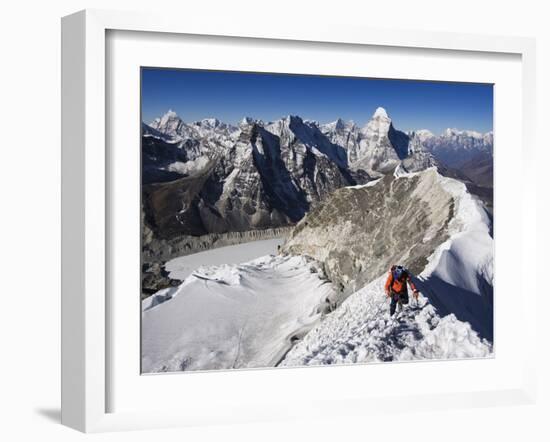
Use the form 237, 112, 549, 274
384, 265, 419, 316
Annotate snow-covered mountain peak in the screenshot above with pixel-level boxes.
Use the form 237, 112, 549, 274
414, 129, 435, 142
240, 116, 256, 127
466, 130, 483, 139
332, 117, 346, 130
419, 127, 494, 175
439, 127, 491, 140
443, 127, 484, 139
304, 119, 319, 127
282, 114, 304, 126
159, 109, 180, 123
148, 110, 185, 138
325, 117, 357, 132
362, 107, 392, 135
441, 128, 486, 141
443, 128, 458, 137
263, 115, 317, 147
196, 117, 221, 128
372, 106, 390, 120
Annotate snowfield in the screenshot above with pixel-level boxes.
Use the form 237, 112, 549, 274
165, 237, 285, 281
142, 255, 334, 373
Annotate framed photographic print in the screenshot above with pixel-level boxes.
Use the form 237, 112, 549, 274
61, 9, 537, 432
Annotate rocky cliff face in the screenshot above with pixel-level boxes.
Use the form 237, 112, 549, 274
282, 168, 455, 301
319, 118, 360, 154
142, 113, 359, 241
143, 226, 293, 263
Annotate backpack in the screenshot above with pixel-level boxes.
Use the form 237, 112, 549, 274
392, 265, 407, 281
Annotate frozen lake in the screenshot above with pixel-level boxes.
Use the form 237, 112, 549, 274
165, 237, 286, 281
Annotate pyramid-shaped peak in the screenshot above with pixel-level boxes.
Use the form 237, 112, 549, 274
158, 109, 181, 125
372, 107, 389, 119
332, 117, 346, 129
163, 109, 178, 118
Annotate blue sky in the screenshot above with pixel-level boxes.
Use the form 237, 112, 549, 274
141, 68, 493, 134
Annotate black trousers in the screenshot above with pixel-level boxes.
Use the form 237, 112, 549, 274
390, 291, 409, 316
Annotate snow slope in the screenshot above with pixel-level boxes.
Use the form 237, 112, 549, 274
280, 171, 493, 366
141, 254, 335, 373
279, 277, 491, 366
417, 173, 494, 341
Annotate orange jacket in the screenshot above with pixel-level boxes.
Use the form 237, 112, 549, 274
385, 268, 417, 294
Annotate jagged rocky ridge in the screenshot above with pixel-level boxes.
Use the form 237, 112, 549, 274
142, 117, 357, 240
282, 169, 455, 302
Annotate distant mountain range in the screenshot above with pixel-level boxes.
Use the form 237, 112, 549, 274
141, 107, 493, 241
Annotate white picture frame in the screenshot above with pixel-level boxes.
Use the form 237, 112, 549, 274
61, 9, 537, 433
